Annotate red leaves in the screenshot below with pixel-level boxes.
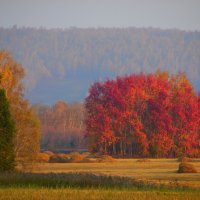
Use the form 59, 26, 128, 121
85, 72, 200, 157
150, 133, 173, 157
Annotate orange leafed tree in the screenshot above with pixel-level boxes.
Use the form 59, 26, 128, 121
0, 51, 40, 168
85, 71, 200, 158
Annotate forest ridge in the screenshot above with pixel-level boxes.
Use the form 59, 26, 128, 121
0, 27, 200, 104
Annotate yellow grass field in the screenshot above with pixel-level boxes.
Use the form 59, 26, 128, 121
34, 158, 200, 188
1, 159, 200, 200
0, 188, 200, 200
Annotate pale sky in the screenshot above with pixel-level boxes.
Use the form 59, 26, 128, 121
0, 0, 200, 30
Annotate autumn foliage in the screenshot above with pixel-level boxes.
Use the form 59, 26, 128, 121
85, 71, 200, 158
0, 51, 40, 168
35, 102, 85, 150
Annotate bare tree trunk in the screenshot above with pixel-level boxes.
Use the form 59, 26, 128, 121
130, 143, 133, 157
120, 140, 123, 156
104, 143, 107, 154
123, 132, 127, 156
113, 142, 116, 155
123, 140, 126, 156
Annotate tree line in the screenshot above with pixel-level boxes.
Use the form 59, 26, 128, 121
34, 102, 85, 150
1, 50, 200, 172
85, 71, 200, 158
0, 27, 200, 104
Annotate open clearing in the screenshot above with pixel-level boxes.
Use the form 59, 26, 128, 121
34, 158, 200, 188
0, 159, 200, 200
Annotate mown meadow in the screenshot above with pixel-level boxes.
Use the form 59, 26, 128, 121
0, 159, 200, 200
1, 187, 199, 200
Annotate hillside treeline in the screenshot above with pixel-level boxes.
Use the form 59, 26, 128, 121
85, 71, 200, 158
0, 27, 200, 103
35, 102, 85, 150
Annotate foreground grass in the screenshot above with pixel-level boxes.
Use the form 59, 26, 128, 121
0, 187, 200, 200
0, 159, 199, 199
34, 158, 200, 188
0, 172, 200, 200
0, 172, 191, 190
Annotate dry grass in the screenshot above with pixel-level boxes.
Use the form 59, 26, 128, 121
34, 158, 200, 188
0, 188, 199, 200
0, 188, 200, 200
136, 158, 151, 162
1, 159, 200, 200
178, 162, 198, 173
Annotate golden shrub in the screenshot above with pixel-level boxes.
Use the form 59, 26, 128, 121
69, 152, 85, 163
37, 153, 50, 163
49, 154, 71, 163
98, 155, 115, 162
43, 151, 54, 156
178, 162, 197, 173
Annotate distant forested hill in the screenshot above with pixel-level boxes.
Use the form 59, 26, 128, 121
0, 27, 200, 104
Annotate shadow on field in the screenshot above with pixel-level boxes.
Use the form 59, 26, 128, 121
1, 172, 134, 188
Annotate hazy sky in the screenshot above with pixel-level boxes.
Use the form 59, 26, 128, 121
0, 0, 200, 30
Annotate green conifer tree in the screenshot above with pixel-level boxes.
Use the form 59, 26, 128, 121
0, 89, 15, 171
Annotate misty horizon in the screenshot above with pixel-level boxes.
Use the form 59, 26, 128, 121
0, 0, 200, 31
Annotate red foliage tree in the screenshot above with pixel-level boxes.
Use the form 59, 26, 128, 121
85, 71, 199, 158
170, 73, 199, 157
